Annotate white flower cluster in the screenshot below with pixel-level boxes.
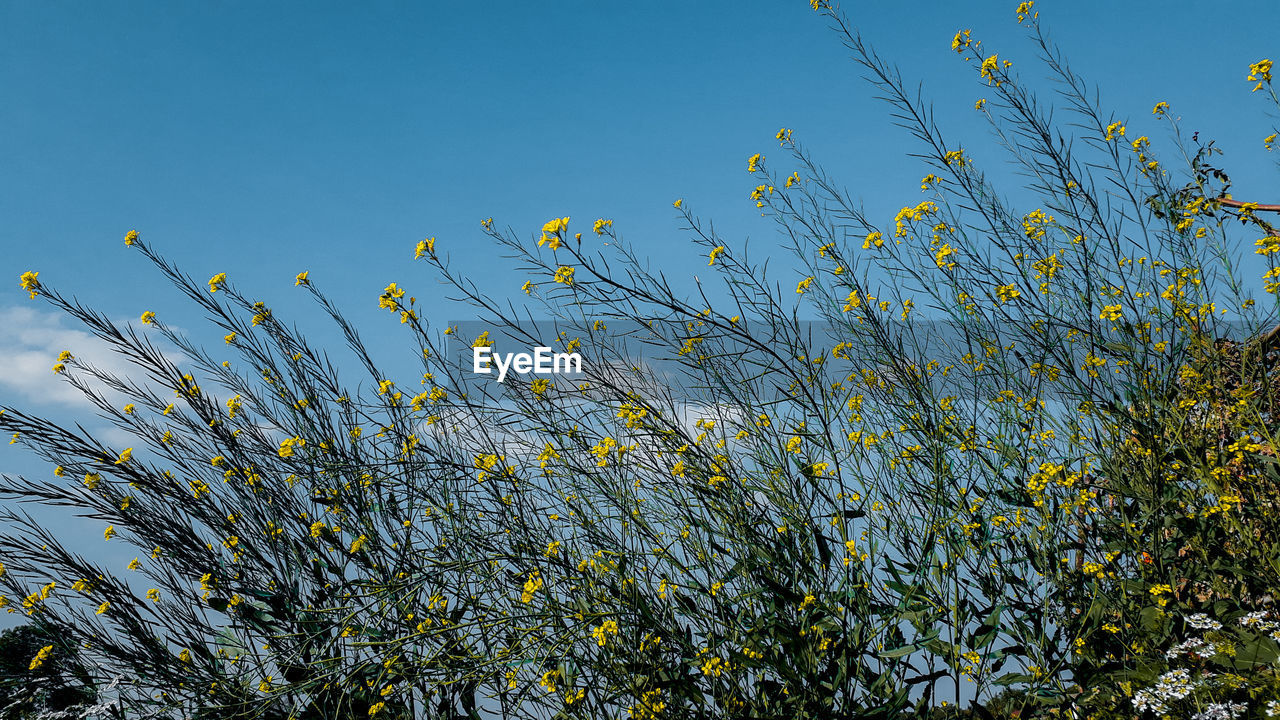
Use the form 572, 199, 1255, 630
1236, 610, 1280, 641
1131, 609, 1280, 717
1191, 702, 1248, 720
1165, 636, 1208, 659
1133, 669, 1198, 714
1187, 613, 1222, 630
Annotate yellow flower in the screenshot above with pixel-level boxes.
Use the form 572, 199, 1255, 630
995, 284, 1020, 303
95, 601, 109, 615
554, 266, 575, 285
1152, 101, 1169, 116
934, 244, 957, 268
19, 271, 39, 299
350, 535, 368, 553
278, 436, 305, 457
224, 332, 236, 344
104, 525, 116, 541
83, 473, 101, 489
51, 363, 65, 374
115, 448, 132, 465
539, 217, 569, 250
747, 153, 762, 172
1104, 121, 1125, 141
29, 645, 53, 670
124, 229, 139, 246
974, 98, 986, 111
980, 55, 1000, 84
295, 271, 309, 286
208, 273, 227, 293
591, 619, 619, 646
796, 276, 814, 294
127, 558, 141, 571
140, 311, 156, 326
708, 246, 726, 265
521, 571, 543, 603
1015, 1, 1035, 23
673, 198, 683, 208
952, 29, 971, 53
146, 588, 161, 602
592, 218, 613, 235
1248, 58, 1273, 91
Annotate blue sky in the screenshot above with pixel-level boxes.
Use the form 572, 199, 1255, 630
0, 0, 1275, 623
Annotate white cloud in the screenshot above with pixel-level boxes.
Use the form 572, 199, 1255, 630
0, 305, 177, 411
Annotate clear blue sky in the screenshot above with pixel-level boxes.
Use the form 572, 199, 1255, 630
0, 0, 1275, 619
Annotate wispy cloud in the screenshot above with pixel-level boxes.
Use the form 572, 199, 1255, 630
0, 304, 170, 411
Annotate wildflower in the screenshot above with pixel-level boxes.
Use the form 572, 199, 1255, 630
278, 436, 305, 457
208, 273, 227, 293
1153, 101, 1169, 116
124, 229, 138, 245
593, 218, 613, 235
521, 571, 543, 603
1015, 1, 1035, 23
980, 55, 1000, 84
554, 266, 575, 285
350, 535, 368, 553
1192, 703, 1247, 720
1248, 58, 1273, 92
104, 525, 116, 541
295, 271, 309, 286
415, 237, 436, 259
146, 588, 161, 602
591, 619, 619, 646
19, 271, 42, 300
539, 217, 569, 250
29, 645, 53, 670
747, 153, 762, 172
934, 244, 957, 268
140, 311, 156, 326
95, 602, 109, 615
673, 198, 683, 208
974, 98, 986, 111
1187, 613, 1221, 630
995, 284, 1020, 302
951, 29, 971, 53
115, 448, 132, 465
796, 276, 814, 294
708, 246, 726, 265
775, 127, 792, 144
